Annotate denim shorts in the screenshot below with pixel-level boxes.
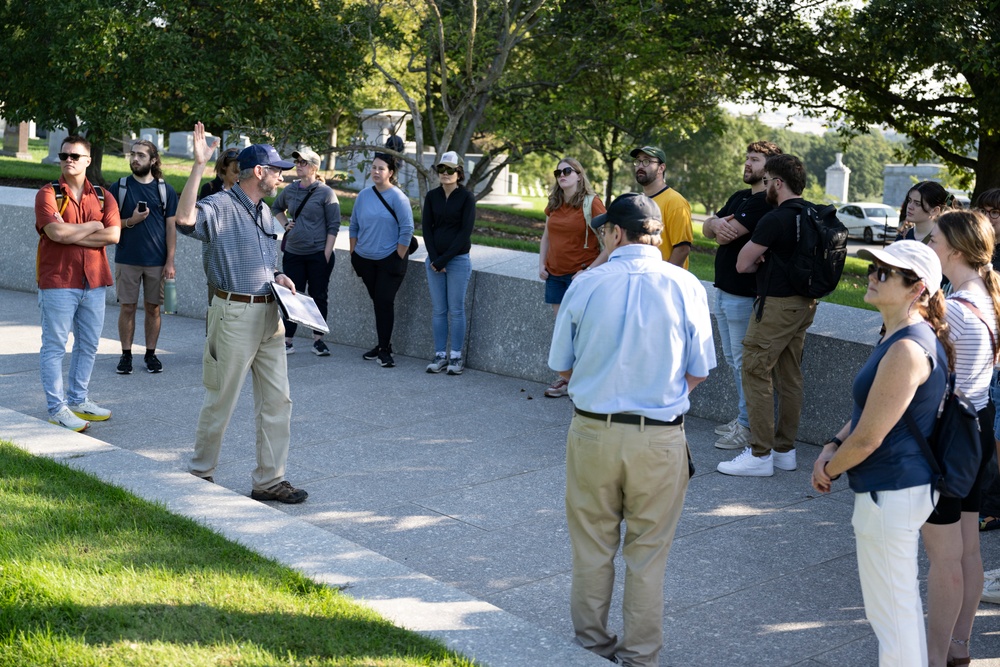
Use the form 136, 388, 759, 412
544, 273, 574, 305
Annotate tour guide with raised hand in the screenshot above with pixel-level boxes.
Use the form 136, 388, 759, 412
174, 122, 307, 504
549, 192, 715, 667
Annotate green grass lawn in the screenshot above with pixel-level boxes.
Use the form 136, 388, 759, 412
0, 441, 474, 667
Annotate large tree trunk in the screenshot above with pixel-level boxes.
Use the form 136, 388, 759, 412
972, 136, 1000, 202
86, 142, 106, 188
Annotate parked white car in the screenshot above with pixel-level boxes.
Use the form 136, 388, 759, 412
836, 203, 899, 243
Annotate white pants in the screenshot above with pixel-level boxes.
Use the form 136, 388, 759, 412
852, 484, 936, 667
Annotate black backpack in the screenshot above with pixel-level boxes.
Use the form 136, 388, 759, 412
904, 372, 982, 499
778, 201, 848, 299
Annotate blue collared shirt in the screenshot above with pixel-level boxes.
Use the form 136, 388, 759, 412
179, 184, 279, 296
548, 244, 716, 421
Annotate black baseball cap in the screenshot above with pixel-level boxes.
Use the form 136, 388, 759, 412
238, 144, 294, 171
590, 193, 663, 234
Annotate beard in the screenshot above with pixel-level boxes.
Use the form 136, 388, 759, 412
765, 186, 778, 206
635, 170, 653, 186
743, 166, 763, 185
131, 162, 151, 178
260, 181, 278, 198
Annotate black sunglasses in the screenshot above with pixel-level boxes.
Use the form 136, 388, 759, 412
554, 167, 577, 178
58, 152, 88, 161
867, 263, 918, 283
436, 165, 458, 175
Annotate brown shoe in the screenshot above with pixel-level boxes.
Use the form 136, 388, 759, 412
251, 480, 308, 504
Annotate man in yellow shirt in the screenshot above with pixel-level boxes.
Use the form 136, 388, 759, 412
630, 146, 693, 269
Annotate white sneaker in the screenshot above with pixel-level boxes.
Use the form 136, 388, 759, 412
715, 424, 750, 450
717, 447, 773, 477
983, 569, 1000, 603
49, 406, 89, 432
772, 449, 797, 471
715, 418, 738, 435
68, 399, 111, 422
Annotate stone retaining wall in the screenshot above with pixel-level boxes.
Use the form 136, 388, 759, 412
0, 185, 883, 444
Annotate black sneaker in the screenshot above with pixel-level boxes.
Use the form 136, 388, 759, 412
116, 353, 133, 375
362, 345, 380, 360
377, 348, 395, 367
250, 480, 308, 504
312, 340, 330, 356
144, 354, 163, 373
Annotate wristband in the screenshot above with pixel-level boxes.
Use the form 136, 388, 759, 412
823, 461, 841, 481
829, 436, 843, 446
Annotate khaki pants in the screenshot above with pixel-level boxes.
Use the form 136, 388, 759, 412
565, 414, 689, 667
189, 296, 292, 490
741, 295, 816, 457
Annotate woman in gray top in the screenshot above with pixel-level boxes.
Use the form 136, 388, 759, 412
272, 147, 341, 356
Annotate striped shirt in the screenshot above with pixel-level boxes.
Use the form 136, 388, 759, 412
945, 290, 997, 410
179, 184, 279, 296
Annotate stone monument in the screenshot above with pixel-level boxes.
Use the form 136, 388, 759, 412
824, 152, 850, 203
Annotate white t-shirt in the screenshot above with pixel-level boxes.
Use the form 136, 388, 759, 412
945, 290, 997, 410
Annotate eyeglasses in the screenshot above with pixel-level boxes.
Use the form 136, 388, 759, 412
128, 151, 150, 159
293, 159, 312, 166
762, 176, 782, 186
436, 165, 458, 175
262, 165, 283, 176
553, 167, 577, 178
58, 152, 89, 162
979, 207, 1000, 220
632, 159, 659, 168
867, 263, 917, 283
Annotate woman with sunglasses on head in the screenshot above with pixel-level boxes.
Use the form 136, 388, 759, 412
349, 152, 413, 369
197, 148, 241, 304
895, 181, 954, 243
272, 148, 341, 357
422, 151, 475, 375
812, 240, 950, 667
539, 157, 606, 398
922, 211, 1000, 667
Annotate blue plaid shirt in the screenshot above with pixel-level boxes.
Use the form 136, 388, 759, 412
179, 184, 279, 296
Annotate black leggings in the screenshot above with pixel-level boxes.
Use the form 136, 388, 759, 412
350, 250, 407, 349
926, 401, 996, 525
282, 250, 335, 337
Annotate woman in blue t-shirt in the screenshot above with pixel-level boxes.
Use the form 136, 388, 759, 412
812, 240, 951, 667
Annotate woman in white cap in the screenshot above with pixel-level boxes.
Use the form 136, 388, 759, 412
271, 147, 341, 356
422, 151, 475, 375
923, 210, 1000, 667
539, 157, 605, 397
812, 240, 950, 667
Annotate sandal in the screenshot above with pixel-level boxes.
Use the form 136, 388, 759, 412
947, 637, 971, 666
979, 514, 1000, 531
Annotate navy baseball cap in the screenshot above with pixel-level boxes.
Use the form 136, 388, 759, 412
238, 144, 294, 171
590, 192, 663, 235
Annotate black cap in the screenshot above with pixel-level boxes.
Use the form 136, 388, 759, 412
590, 192, 663, 234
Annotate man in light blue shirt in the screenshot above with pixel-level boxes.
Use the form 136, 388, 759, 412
549, 192, 715, 667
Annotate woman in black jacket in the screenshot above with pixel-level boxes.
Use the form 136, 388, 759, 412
422, 151, 475, 375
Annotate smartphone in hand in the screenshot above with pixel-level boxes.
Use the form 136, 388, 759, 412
137, 201, 148, 213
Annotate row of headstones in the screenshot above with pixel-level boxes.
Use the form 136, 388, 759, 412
37, 127, 251, 164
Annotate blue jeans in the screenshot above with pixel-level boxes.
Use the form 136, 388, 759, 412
38, 287, 107, 415
715, 290, 754, 428
426, 254, 472, 353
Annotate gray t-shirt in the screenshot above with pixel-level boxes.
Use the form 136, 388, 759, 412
271, 180, 341, 255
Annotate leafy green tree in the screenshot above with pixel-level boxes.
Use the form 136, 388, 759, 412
0, 0, 165, 183
713, 0, 1000, 199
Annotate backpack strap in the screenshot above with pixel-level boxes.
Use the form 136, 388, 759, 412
157, 178, 167, 216
115, 177, 128, 213
951, 296, 998, 363
582, 193, 595, 250
94, 185, 104, 211
50, 181, 69, 216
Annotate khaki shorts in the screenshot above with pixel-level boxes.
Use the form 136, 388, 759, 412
115, 263, 164, 305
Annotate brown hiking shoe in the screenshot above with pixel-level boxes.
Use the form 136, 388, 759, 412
250, 480, 308, 504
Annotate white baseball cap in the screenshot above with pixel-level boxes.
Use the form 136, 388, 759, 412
857, 240, 942, 294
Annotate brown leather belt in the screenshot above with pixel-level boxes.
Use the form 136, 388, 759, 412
215, 289, 274, 304
575, 408, 682, 427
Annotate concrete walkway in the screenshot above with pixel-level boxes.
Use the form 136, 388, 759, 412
1, 286, 998, 667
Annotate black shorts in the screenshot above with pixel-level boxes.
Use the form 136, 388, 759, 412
926, 401, 996, 525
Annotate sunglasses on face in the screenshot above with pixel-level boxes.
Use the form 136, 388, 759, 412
436, 165, 458, 175
762, 176, 782, 186
58, 152, 88, 162
867, 263, 917, 283
554, 167, 577, 178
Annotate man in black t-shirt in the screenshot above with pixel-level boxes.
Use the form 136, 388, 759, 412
717, 154, 818, 477
702, 141, 781, 450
